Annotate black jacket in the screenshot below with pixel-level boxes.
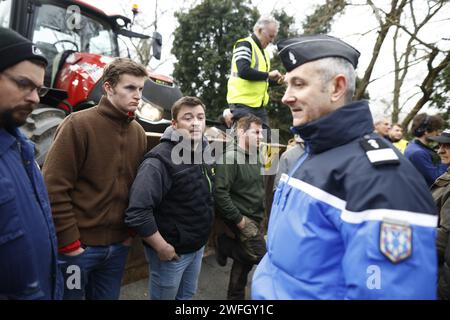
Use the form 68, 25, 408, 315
125, 127, 215, 254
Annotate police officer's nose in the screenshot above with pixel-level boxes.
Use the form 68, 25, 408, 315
282, 89, 295, 107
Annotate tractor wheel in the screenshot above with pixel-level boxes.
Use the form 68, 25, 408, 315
20, 107, 66, 166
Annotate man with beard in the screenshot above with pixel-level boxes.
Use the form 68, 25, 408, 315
0, 27, 62, 299
214, 114, 267, 300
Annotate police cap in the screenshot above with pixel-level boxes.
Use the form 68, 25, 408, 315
428, 128, 450, 144
277, 35, 360, 72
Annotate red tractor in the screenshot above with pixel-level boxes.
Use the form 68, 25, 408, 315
0, 0, 183, 164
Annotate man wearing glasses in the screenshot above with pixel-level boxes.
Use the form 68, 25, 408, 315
0, 27, 62, 299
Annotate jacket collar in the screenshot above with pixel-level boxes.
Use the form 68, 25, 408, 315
413, 139, 435, 153
97, 96, 134, 124
251, 33, 264, 52
0, 127, 34, 159
160, 125, 209, 148
291, 100, 374, 154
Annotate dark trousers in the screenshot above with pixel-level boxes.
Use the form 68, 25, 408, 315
218, 218, 266, 300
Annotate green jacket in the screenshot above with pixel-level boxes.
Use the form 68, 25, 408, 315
214, 143, 265, 225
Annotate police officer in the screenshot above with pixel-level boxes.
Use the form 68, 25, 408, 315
252, 35, 438, 299
226, 15, 283, 128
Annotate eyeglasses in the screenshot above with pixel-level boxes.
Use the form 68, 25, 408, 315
1, 72, 49, 97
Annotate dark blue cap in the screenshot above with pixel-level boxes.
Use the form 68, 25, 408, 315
277, 35, 360, 72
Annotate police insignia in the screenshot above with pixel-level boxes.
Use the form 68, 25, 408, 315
379, 220, 412, 263
360, 136, 400, 166
289, 51, 297, 65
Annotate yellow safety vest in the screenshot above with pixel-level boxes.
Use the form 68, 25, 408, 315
393, 139, 409, 154
227, 36, 271, 108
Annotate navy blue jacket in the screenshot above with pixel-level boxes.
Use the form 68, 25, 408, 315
252, 101, 438, 299
125, 126, 215, 254
404, 139, 447, 186
0, 127, 62, 299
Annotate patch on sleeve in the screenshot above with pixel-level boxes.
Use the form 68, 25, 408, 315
379, 219, 412, 263
359, 137, 400, 166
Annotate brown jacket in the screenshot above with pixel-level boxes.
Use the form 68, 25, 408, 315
43, 96, 147, 247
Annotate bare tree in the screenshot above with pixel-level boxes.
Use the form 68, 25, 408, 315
118, 1, 171, 68
391, 0, 446, 124
354, 0, 409, 100
346, 0, 450, 130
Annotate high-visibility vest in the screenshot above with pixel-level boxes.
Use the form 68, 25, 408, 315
227, 36, 271, 108
393, 139, 409, 154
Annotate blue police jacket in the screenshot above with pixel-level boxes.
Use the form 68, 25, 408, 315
0, 127, 62, 299
252, 101, 438, 299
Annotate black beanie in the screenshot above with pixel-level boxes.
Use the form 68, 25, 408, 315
0, 27, 48, 72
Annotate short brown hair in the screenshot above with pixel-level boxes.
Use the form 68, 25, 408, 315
236, 114, 263, 132
171, 96, 206, 120
411, 113, 444, 137
101, 58, 147, 88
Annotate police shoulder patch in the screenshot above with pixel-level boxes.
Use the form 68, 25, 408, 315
379, 219, 412, 263
359, 136, 400, 166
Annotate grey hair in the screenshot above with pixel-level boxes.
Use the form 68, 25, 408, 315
374, 117, 390, 126
253, 15, 279, 33
314, 57, 356, 103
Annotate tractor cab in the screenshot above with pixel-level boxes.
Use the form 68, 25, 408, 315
0, 0, 182, 164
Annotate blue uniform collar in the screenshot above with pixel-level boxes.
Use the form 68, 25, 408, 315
291, 100, 374, 154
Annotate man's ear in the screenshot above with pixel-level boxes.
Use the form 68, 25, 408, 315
171, 119, 177, 128
103, 81, 113, 96
330, 74, 347, 103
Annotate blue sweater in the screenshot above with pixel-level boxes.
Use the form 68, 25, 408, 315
404, 139, 447, 186
0, 127, 62, 299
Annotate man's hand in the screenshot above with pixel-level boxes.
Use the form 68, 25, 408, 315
143, 231, 180, 261
237, 216, 246, 230
268, 70, 283, 82
63, 247, 85, 257
157, 243, 180, 261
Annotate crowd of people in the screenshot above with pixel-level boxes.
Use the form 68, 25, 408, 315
1, 13, 450, 301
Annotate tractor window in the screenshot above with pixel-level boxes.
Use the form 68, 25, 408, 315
0, 0, 12, 28
32, 3, 118, 61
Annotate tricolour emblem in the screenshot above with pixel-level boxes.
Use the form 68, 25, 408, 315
379, 219, 412, 263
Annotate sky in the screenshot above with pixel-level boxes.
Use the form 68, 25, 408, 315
85, 0, 450, 122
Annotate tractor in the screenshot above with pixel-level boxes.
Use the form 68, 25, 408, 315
0, 0, 285, 285
0, 0, 183, 165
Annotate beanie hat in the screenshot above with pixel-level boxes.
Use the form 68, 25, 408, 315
0, 27, 48, 72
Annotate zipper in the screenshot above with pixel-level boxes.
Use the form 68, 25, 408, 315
281, 145, 310, 209
269, 144, 310, 253
202, 165, 212, 193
